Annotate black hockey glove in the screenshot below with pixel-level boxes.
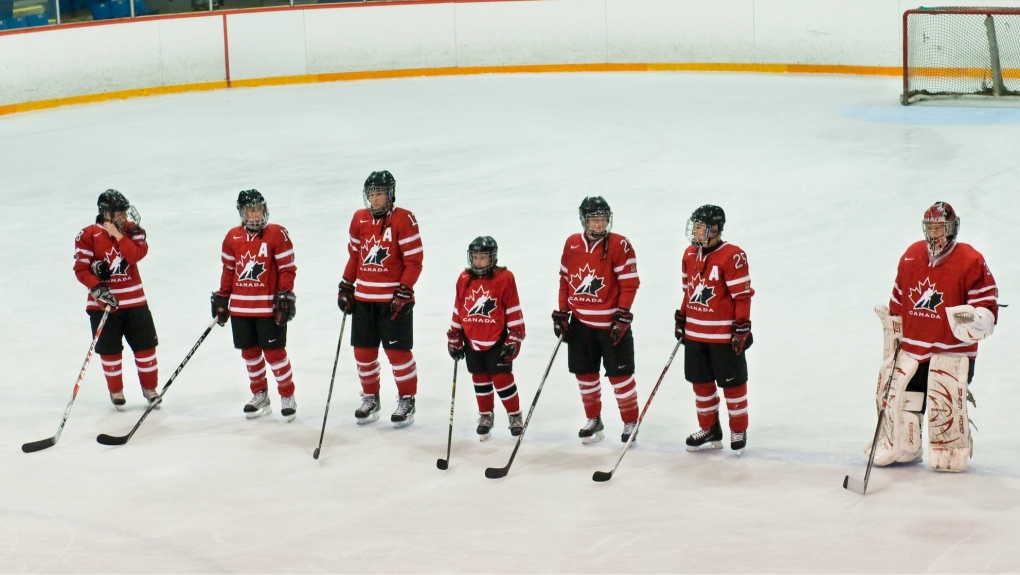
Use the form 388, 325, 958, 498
211, 292, 230, 325
731, 320, 752, 356
501, 330, 524, 362
609, 309, 633, 346
551, 309, 571, 338
337, 279, 355, 315
674, 309, 686, 344
273, 290, 297, 325
389, 284, 414, 320
91, 260, 112, 281
90, 285, 118, 308
447, 328, 466, 361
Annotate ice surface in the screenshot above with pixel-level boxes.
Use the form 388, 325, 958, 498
1, 72, 1017, 573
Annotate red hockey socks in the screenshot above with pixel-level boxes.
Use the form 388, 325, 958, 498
385, 348, 417, 397
134, 348, 158, 391
609, 374, 639, 423
492, 372, 520, 415
353, 347, 381, 395
692, 382, 720, 429
100, 353, 124, 393
241, 347, 268, 394
263, 348, 295, 397
473, 373, 495, 413
723, 383, 749, 433
576, 373, 601, 419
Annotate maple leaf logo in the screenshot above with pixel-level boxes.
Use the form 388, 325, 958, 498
236, 252, 266, 282
464, 286, 498, 317
688, 273, 715, 306
361, 236, 390, 266
571, 265, 605, 297
104, 247, 129, 276
910, 278, 943, 312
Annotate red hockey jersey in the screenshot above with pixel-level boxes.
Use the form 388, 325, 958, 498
450, 268, 525, 351
680, 242, 753, 344
342, 207, 423, 302
218, 224, 296, 317
889, 241, 997, 362
74, 222, 149, 311
558, 233, 639, 329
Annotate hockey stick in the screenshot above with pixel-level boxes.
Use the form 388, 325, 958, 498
485, 334, 564, 479
313, 313, 347, 460
436, 359, 459, 470
843, 340, 902, 495
593, 339, 682, 482
22, 306, 112, 453
96, 319, 220, 446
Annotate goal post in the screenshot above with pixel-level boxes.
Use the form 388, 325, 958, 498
902, 7, 1020, 105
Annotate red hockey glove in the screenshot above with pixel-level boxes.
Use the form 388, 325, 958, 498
447, 328, 466, 361
552, 309, 571, 338
389, 284, 415, 320
91, 285, 118, 309
610, 309, 633, 346
731, 320, 752, 356
273, 290, 296, 326
337, 280, 355, 315
210, 292, 229, 325
501, 330, 524, 362
674, 309, 686, 344
91, 260, 112, 281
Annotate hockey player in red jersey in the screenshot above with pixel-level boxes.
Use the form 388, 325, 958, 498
336, 171, 424, 428
211, 190, 299, 421
447, 237, 526, 440
552, 197, 640, 444
675, 205, 754, 455
871, 201, 997, 472
74, 190, 160, 410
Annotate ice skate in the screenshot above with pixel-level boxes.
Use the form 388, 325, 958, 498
280, 395, 297, 422
578, 416, 605, 445
730, 430, 746, 455
354, 392, 380, 425
621, 420, 638, 444
508, 412, 524, 437
476, 412, 494, 441
110, 391, 126, 411
391, 395, 415, 428
686, 421, 723, 452
142, 388, 161, 410
243, 390, 271, 419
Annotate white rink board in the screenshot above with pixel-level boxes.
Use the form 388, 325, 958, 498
156, 17, 227, 87
227, 10, 308, 81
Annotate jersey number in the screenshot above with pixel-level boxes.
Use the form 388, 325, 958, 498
733, 253, 747, 269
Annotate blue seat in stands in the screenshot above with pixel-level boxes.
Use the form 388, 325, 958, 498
132, 0, 155, 15
7, 15, 25, 27
90, 0, 111, 19
109, 0, 128, 17
0, 20, 7, 30
25, 13, 47, 26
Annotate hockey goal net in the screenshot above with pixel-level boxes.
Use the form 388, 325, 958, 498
902, 7, 1020, 105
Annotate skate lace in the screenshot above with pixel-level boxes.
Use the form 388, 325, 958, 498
582, 418, 601, 432
509, 414, 523, 428
394, 397, 414, 416
281, 396, 296, 409
623, 421, 637, 433
478, 413, 494, 427
731, 430, 745, 441
249, 391, 268, 405
359, 395, 378, 410
691, 428, 712, 441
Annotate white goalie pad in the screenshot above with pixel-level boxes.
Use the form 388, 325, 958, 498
869, 353, 923, 466
946, 305, 995, 343
927, 354, 972, 472
875, 305, 903, 363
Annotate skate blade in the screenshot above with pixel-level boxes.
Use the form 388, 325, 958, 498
282, 412, 296, 423
355, 412, 380, 425
245, 406, 272, 420
581, 431, 605, 445
392, 415, 415, 429
732, 447, 745, 456
686, 441, 723, 452
478, 432, 491, 442
113, 404, 126, 412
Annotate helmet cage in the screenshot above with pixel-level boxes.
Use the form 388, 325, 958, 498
467, 236, 498, 276
98, 190, 141, 227
922, 203, 960, 258
685, 218, 714, 247
237, 190, 269, 233
580, 210, 613, 240
363, 171, 396, 217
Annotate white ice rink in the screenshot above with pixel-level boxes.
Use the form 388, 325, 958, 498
2, 72, 1018, 573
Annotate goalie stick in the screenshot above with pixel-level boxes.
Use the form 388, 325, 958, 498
436, 359, 459, 470
313, 314, 347, 460
96, 319, 219, 446
843, 340, 902, 495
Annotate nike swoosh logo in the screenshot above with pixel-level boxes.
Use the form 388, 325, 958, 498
233, 236, 242, 239
360, 220, 370, 223
268, 338, 277, 343
571, 245, 580, 249
904, 258, 914, 261
618, 364, 626, 369
93, 233, 103, 237
725, 377, 735, 382
389, 340, 399, 344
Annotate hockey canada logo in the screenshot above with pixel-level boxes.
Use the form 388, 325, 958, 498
688, 274, 715, 306
104, 247, 129, 276
464, 286, 498, 318
909, 278, 943, 313
236, 252, 267, 282
361, 237, 390, 267
570, 265, 605, 297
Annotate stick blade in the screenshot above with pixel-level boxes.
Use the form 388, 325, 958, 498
96, 433, 129, 446
592, 470, 614, 482
484, 467, 508, 479
312, 448, 321, 460
21, 438, 56, 453
843, 475, 866, 495
436, 459, 448, 470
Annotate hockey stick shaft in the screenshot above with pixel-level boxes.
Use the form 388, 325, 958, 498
313, 313, 347, 460
485, 334, 563, 479
593, 339, 682, 482
22, 306, 111, 453
436, 359, 459, 470
97, 318, 220, 446
844, 340, 902, 494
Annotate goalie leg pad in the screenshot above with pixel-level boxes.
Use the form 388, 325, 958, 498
927, 354, 971, 472
870, 353, 923, 466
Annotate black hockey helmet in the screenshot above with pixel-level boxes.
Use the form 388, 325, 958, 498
364, 170, 396, 216
922, 201, 960, 258
97, 189, 140, 226
467, 236, 498, 276
237, 189, 269, 232
578, 196, 613, 240
686, 204, 725, 247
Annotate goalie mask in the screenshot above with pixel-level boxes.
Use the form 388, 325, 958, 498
686, 204, 725, 247
237, 189, 269, 233
364, 170, 396, 217
922, 201, 959, 259
467, 236, 498, 276
97, 189, 141, 228
578, 196, 612, 241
